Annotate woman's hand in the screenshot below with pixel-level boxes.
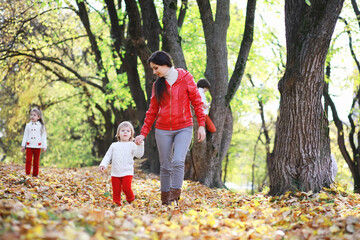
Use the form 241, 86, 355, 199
99, 166, 106, 173
197, 126, 206, 142
135, 135, 145, 145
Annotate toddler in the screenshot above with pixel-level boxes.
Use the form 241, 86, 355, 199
197, 78, 216, 133
99, 121, 144, 206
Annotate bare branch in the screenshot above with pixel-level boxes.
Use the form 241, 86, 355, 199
225, 0, 256, 106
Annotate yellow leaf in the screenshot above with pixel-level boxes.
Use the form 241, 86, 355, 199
337, 185, 345, 192
206, 215, 216, 227
279, 207, 290, 213
318, 192, 329, 200
251, 200, 260, 207
300, 215, 310, 222
187, 209, 198, 216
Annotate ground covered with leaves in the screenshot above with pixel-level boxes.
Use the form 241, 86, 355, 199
1, 162, 360, 240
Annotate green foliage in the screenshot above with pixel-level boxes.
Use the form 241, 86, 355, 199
40, 84, 98, 168
180, 1, 206, 80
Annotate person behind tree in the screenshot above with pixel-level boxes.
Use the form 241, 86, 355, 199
197, 78, 216, 133
99, 121, 144, 206
21, 108, 47, 177
330, 154, 338, 182
134, 51, 206, 206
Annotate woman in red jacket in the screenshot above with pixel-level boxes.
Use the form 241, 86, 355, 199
135, 51, 206, 206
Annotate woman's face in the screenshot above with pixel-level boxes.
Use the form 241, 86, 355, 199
150, 62, 170, 78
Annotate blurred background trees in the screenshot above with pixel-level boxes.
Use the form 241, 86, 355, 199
0, 0, 359, 194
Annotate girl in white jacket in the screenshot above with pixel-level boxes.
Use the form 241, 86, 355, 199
99, 121, 144, 206
21, 108, 47, 177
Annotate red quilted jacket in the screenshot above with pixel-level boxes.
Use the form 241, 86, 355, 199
140, 68, 205, 137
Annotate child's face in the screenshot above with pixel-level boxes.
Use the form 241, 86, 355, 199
119, 126, 132, 141
203, 87, 209, 93
30, 112, 40, 122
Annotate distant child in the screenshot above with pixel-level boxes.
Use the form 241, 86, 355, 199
197, 78, 216, 133
99, 121, 144, 206
21, 108, 47, 177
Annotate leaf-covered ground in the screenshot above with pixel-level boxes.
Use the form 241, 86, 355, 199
1, 162, 360, 240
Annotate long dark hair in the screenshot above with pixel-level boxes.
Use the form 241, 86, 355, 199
147, 51, 173, 103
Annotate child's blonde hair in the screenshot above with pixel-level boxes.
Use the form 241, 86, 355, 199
31, 108, 46, 135
115, 121, 134, 141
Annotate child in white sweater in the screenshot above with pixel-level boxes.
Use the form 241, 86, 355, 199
197, 78, 216, 133
99, 121, 144, 206
21, 108, 47, 177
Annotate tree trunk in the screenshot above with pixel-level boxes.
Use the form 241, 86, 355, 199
125, 0, 160, 173
323, 11, 360, 192
186, 0, 255, 188
269, 0, 344, 196
163, 0, 187, 68
139, 0, 160, 52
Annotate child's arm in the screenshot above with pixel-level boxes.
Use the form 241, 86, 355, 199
132, 142, 144, 159
21, 124, 29, 152
99, 144, 113, 172
42, 127, 47, 152
203, 103, 210, 109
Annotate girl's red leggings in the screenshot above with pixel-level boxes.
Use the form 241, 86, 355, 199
25, 148, 41, 177
111, 175, 135, 206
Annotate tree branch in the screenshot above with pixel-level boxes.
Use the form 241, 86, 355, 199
178, 0, 188, 29
3, 51, 106, 92
225, 0, 256, 106
339, 17, 360, 73
351, 0, 360, 29
323, 91, 356, 176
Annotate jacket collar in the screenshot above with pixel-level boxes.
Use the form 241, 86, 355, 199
165, 68, 189, 87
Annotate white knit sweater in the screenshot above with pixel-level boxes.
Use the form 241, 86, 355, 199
99, 141, 144, 177
21, 121, 47, 149
198, 88, 209, 115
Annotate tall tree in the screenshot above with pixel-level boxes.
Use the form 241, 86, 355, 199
269, 0, 345, 196
323, 0, 360, 193
184, 0, 256, 187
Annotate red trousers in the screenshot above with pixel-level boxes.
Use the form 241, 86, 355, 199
205, 115, 216, 133
111, 175, 135, 206
25, 148, 41, 176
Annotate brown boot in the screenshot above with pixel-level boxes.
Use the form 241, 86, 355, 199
169, 188, 181, 206
161, 191, 170, 205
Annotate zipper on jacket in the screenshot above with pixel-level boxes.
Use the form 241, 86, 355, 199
170, 86, 172, 130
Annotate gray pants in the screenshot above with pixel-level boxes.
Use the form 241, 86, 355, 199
155, 126, 193, 192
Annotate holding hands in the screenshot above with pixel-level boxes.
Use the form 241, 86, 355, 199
134, 135, 145, 145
